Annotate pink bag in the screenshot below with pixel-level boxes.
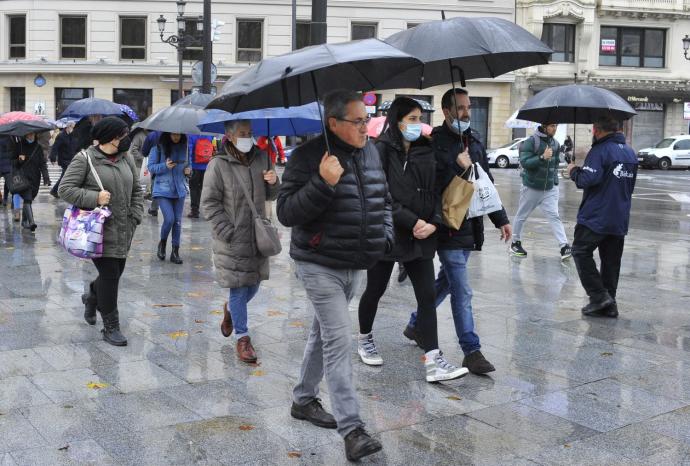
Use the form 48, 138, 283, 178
58, 151, 112, 259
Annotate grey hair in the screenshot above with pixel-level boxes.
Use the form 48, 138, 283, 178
323, 89, 362, 120
224, 119, 251, 133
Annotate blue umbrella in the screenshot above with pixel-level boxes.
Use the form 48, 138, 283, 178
60, 98, 123, 119
198, 102, 323, 136
119, 104, 140, 122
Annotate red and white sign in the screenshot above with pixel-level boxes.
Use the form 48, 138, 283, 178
363, 92, 377, 106
601, 39, 616, 53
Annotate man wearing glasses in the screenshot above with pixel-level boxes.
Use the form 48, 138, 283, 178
277, 89, 392, 462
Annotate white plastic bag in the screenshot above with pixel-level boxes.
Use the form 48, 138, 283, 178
467, 164, 503, 218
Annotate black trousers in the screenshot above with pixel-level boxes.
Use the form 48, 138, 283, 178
358, 258, 439, 352
189, 169, 206, 213
92, 258, 127, 316
50, 167, 67, 195
572, 224, 625, 301
40, 160, 50, 185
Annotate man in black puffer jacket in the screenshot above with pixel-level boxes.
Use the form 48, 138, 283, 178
406, 88, 512, 375
277, 90, 391, 462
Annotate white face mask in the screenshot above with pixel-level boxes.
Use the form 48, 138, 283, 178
235, 137, 253, 154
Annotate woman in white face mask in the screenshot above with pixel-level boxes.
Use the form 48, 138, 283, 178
201, 119, 280, 364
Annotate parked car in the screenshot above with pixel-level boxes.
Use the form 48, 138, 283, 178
487, 138, 526, 168
638, 135, 690, 170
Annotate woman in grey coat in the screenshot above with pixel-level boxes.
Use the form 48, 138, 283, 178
201, 120, 279, 363
59, 117, 144, 346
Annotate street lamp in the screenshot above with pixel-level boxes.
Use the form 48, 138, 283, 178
683, 35, 690, 61
157, 1, 203, 100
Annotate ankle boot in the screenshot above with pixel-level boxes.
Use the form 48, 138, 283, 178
13, 209, 21, 222
100, 309, 128, 346
157, 240, 166, 260
81, 281, 98, 325
21, 204, 31, 229
170, 246, 183, 265
24, 202, 37, 231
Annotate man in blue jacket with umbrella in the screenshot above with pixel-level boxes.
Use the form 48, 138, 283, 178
568, 115, 637, 318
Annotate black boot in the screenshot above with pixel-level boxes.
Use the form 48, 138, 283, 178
81, 281, 98, 325
23, 202, 36, 231
101, 309, 127, 346
170, 246, 183, 265
157, 240, 166, 260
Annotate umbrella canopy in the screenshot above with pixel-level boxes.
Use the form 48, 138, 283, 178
0, 119, 56, 137
516, 85, 637, 124
505, 110, 539, 129
380, 16, 552, 89
0, 111, 43, 126
198, 103, 324, 136
366, 116, 432, 139
206, 38, 422, 113
60, 98, 123, 119
137, 105, 207, 135
378, 99, 435, 113
119, 104, 140, 122
174, 93, 215, 108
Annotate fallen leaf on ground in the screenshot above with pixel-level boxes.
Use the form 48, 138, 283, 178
287, 451, 302, 458
600, 352, 613, 357
194, 319, 206, 324
238, 424, 255, 431
267, 310, 286, 317
250, 369, 265, 376
168, 331, 189, 339
187, 292, 203, 298
86, 382, 109, 390
153, 304, 183, 308
58, 445, 69, 451
446, 395, 463, 401
210, 310, 223, 315
289, 321, 305, 328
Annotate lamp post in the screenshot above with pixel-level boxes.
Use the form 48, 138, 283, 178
683, 35, 690, 61
157, 1, 203, 100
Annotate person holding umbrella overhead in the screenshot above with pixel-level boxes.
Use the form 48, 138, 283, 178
404, 88, 512, 375
8, 132, 46, 230
567, 115, 637, 318
148, 132, 191, 264
201, 119, 280, 363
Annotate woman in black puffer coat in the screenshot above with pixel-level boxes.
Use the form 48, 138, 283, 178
355, 97, 466, 382
9, 133, 46, 230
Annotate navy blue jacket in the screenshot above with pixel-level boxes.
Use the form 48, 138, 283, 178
142, 131, 161, 157
571, 132, 637, 236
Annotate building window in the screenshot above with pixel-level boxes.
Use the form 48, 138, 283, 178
9, 15, 26, 59
237, 19, 263, 63
406, 23, 420, 29
10, 87, 26, 112
296, 21, 311, 50
55, 88, 93, 117
120, 17, 146, 61
599, 26, 665, 68
60, 16, 87, 59
170, 89, 192, 104
541, 23, 575, 63
182, 18, 203, 61
351, 22, 377, 40
113, 89, 152, 121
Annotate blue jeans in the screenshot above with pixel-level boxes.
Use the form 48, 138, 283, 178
409, 249, 480, 355
157, 197, 185, 246
229, 284, 260, 338
13, 194, 23, 209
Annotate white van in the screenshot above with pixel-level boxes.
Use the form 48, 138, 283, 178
638, 135, 690, 170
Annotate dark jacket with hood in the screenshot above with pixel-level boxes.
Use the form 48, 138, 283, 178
571, 132, 637, 236
50, 129, 77, 168
375, 131, 440, 262
277, 130, 394, 270
9, 136, 47, 198
433, 122, 509, 251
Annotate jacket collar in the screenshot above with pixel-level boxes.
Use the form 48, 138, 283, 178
592, 132, 625, 147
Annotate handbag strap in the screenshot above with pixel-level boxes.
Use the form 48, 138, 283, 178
82, 150, 105, 191
229, 164, 261, 219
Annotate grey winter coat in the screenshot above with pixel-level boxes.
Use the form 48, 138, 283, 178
201, 144, 280, 288
128, 129, 147, 171
58, 146, 144, 258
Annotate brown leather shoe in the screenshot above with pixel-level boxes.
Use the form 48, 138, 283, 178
220, 302, 233, 337
236, 336, 257, 363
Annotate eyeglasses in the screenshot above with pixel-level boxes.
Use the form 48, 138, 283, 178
337, 117, 371, 129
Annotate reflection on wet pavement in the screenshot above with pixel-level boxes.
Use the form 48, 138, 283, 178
0, 169, 689, 464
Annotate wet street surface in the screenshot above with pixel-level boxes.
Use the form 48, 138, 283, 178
0, 166, 689, 465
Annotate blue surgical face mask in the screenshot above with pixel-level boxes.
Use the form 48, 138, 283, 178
400, 123, 422, 142
451, 119, 471, 133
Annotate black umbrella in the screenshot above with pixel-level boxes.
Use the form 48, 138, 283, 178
60, 98, 123, 119
380, 16, 552, 89
516, 85, 637, 124
174, 93, 215, 108
137, 105, 207, 135
0, 119, 56, 137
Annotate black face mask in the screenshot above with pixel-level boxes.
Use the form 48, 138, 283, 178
116, 136, 131, 153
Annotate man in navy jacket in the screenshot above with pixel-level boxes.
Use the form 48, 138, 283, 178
568, 115, 637, 318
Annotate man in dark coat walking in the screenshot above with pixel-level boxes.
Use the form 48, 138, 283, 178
49, 121, 77, 197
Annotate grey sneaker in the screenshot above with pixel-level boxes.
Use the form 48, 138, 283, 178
357, 333, 383, 366
425, 351, 468, 383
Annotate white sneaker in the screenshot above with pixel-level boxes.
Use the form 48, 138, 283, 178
425, 350, 468, 382
357, 333, 383, 366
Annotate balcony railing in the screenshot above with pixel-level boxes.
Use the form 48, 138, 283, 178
599, 0, 690, 12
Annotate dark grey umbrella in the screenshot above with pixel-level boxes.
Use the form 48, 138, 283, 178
0, 119, 56, 137
206, 38, 422, 114
380, 16, 552, 89
516, 85, 637, 124
60, 98, 123, 119
174, 93, 214, 107
137, 105, 207, 135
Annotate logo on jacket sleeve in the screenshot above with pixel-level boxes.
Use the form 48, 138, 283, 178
613, 163, 634, 179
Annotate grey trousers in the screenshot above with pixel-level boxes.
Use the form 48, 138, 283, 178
293, 260, 364, 437
513, 185, 568, 246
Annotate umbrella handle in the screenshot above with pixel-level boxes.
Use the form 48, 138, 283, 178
309, 72, 334, 158
448, 63, 466, 88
